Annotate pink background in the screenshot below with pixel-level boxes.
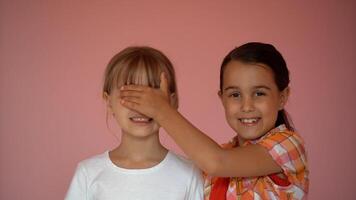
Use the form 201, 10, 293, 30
1, 0, 355, 199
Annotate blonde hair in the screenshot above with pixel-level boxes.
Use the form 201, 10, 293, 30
103, 46, 178, 104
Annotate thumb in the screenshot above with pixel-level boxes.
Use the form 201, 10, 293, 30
160, 72, 169, 96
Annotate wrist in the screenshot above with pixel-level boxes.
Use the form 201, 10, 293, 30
155, 103, 176, 123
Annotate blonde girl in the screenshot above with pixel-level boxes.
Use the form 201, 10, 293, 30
65, 46, 203, 200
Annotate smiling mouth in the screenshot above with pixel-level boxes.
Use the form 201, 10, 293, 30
239, 118, 260, 125
129, 117, 153, 123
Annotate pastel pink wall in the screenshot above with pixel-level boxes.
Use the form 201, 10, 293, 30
1, 0, 355, 199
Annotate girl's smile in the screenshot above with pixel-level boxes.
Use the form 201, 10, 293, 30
129, 115, 154, 124
238, 117, 261, 126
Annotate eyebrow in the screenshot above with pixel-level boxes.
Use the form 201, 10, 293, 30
224, 85, 271, 91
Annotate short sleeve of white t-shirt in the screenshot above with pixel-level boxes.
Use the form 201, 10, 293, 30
65, 151, 203, 200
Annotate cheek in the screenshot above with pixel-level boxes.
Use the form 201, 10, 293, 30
223, 101, 239, 116
153, 123, 160, 130
114, 100, 129, 110
258, 102, 279, 121
113, 103, 130, 117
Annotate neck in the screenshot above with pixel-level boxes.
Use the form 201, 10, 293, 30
109, 130, 168, 168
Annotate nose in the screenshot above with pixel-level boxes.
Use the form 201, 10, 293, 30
241, 97, 254, 112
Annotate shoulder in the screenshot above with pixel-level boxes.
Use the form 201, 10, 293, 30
66, 151, 110, 198
76, 151, 110, 176
79, 151, 108, 167
252, 127, 309, 193
168, 152, 204, 196
167, 151, 202, 176
168, 152, 195, 169
257, 127, 308, 174
258, 129, 306, 154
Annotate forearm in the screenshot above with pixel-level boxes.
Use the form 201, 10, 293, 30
157, 106, 223, 174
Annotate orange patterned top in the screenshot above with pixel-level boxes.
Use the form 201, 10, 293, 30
204, 125, 309, 200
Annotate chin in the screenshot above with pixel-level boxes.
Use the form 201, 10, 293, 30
235, 128, 263, 141
128, 129, 159, 138
131, 134, 155, 138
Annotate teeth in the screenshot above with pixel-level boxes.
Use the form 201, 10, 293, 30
130, 117, 151, 122
240, 118, 258, 123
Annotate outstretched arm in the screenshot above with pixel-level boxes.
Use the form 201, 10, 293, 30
120, 74, 281, 177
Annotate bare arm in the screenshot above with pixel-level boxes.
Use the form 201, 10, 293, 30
120, 74, 281, 177
154, 105, 281, 177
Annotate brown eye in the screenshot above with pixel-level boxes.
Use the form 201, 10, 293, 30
229, 92, 241, 98
255, 91, 266, 96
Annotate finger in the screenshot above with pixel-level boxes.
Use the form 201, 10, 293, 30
159, 72, 169, 96
120, 85, 146, 92
120, 99, 140, 111
119, 90, 143, 98
120, 96, 141, 104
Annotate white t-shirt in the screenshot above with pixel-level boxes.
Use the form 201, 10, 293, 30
65, 151, 203, 200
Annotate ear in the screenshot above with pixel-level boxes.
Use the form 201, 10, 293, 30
218, 90, 223, 98
218, 90, 224, 102
218, 90, 228, 110
170, 93, 178, 109
103, 92, 113, 112
279, 87, 290, 110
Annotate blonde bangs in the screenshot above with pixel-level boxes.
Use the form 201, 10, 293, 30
114, 57, 162, 90
103, 46, 177, 100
